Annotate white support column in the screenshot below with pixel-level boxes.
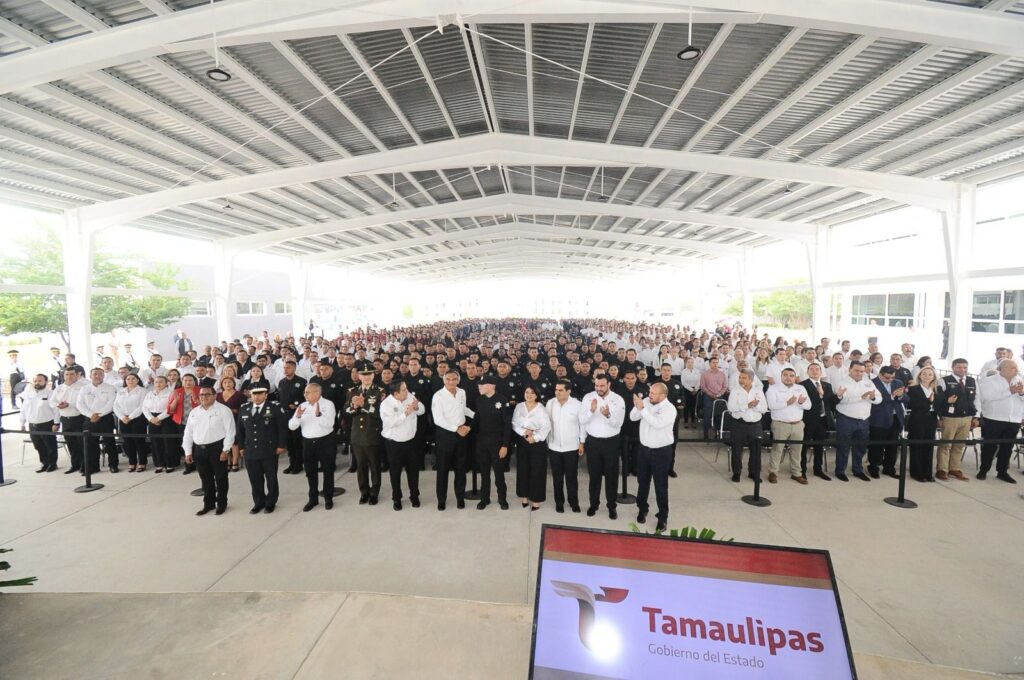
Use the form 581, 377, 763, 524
62, 210, 94, 362
212, 244, 236, 344
737, 249, 754, 331
290, 259, 309, 340
942, 184, 976, 363
697, 261, 709, 331
808, 224, 831, 343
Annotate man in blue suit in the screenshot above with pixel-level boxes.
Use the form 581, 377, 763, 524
868, 366, 908, 478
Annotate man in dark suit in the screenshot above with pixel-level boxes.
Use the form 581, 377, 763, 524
236, 387, 288, 513
800, 362, 836, 481
868, 366, 908, 478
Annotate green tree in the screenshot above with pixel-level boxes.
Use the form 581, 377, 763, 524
723, 288, 813, 328
0, 229, 190, 349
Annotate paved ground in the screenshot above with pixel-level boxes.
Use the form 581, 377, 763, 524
2, 426, 1023, 677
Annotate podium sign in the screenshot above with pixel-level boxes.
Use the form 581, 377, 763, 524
530, 526, 856, 679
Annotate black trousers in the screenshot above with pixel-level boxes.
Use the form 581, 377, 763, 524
118, 416, 149, 466
303, 434, 335, 502
285, 428, 304, 472
550, 449, 580, 509
730, 420, 762, 476
908, 413, 937, 480
435, 428, 468, 504
85, 413, 117, 472
637, 444, 672, 523
515, 439, 548, 502
869, 421, 901, 473
352, 443, 382, 497
682, 390, 698, 424
60, 415, 85, 470
586, 435, 620, 511
246, 455, 279, 509
29, 422, 58, 467
148, 419, 174, 468
193, 440, 228, 510
475, 435, 507, 503
800, 415, 828, 474
980, 418, 1019, 474
167, 423, 183, 468
385, 438, 419, 502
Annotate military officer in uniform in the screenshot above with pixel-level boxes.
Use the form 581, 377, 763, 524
277, 360, 307, 474
472, 375, 513, 510
345, 361, 384, 505
236, 387, 288, 513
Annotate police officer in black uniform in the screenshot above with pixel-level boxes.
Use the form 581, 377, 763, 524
277, 360, 307, 474
404, 356, 435, 471
472, 375, 513, 510
616, 369, 649, 476
236, 387, 288, 514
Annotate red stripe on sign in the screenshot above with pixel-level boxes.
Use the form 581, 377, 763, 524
544, 528, 831, 581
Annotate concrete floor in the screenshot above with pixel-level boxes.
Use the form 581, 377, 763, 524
1, 429, 1023, 678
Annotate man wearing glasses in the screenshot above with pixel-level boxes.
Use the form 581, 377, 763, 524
289, 383, 338, 511
182, 387, 236, 516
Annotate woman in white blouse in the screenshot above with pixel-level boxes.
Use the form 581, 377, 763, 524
512, 385, 552, 510
143, 375, 174, 472
114, 372, 148, 472
679, 358, 702, 429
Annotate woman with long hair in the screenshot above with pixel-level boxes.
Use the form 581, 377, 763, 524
217, 376, 244, 472
169, 372, 200, 474
114, 372, 149, 472
143, 375, 174, 472
752, 347, 772, 382
512, 385, 552, 511
907, 366, 941, 482
240, 365, 269, 401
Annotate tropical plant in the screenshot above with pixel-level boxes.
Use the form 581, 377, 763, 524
0, 548, 37, 587
629, 523, 733, 541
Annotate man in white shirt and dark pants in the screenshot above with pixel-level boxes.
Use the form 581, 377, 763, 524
727, 370, 768, 483
546, 379, 585, 514
630, 383, 677, 532
431, 370, 474, 510
976, 359, 1024, 483
289, 383, 338, 511
833, 362, 883, 482
381, 380, 425, 510
766, 368, 812, 484
21, 374, 60, 472
183, 386, 236, 515
76, 368, 118, 474
580, 375, 626, 519
53, 367, 86, 474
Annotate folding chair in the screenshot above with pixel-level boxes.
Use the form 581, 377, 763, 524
714, 408, 734, 471
961, 428, 980, 469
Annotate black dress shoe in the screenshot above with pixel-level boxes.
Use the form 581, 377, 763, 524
854, 472, 871, 482
249, 506, 264, 515
325, 498, 334, 509
196, 507, 213, 516
924, 476, 935, 482
393, 501, 402, 511
64, 467, 79, 475
655, 519, 667, 532
347, 464, 357, 473
731, 473, 741, 482
637, 512, 647, 524
456, 499, 465, 509
836, 473, 849, 482
570, 504, 580, 513
35, 466, 47, 473
264, 506, 275, 514
215, 507, 226, 515
586, 506, 597, 517
477, 500, 489, 510
976, 471, 987, 480
183, 468, 194, 475
46, 465, 58, 472
884, 470, 899, 479
437, 502, 446, 511
303, 500, 318, 512
868, 469, 880, 479
668, 470, 678, 478
109, 467, 120, 474
555, 505, 564, 513
411, 498, 421, 508
368, 496, 378, 506
359, 495, 369, 505
609, 508, 617, 520
997, 472, 1018, 484
499, 500, 509, 510
813, 470, 831, 481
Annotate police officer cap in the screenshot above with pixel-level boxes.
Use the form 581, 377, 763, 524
250, 386, 269, 394
319, 358, 333, 366
356, 360, 375, 375
479, 374, 497, 386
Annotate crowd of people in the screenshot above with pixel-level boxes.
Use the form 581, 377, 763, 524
8, 318, 1024, 530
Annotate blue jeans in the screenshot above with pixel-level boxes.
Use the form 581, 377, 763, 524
702, 393, 720, 437
835, 413, 869, 475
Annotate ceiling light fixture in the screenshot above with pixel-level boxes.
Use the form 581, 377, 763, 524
676, 6, 703, 61
205, 1, 232, 82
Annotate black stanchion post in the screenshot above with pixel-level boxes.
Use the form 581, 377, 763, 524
885, 436, 917, 509
74, 431, 103, 493
742, 435, 771, 507
617, 440, 636, 505
465, 470, 481, 500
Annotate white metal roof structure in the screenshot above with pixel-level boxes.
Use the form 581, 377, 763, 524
0, 0, 1022, 355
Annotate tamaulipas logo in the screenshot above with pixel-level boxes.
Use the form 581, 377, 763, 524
551, 581, 629, 650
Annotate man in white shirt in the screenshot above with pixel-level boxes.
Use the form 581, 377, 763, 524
138, 354, 166, 389
431, 370, 474, 510
580, 374, 626, 520
793, 347, 817, 381
727, 369, 768, 483
183, 386, 236, 515
630, 383, 676, 532
381, 380, 425, 510
77, 368, 119, 474
53, 367, 87, 474
833, 362, 883, 482
547, 379, 586, 514
21, 373, 60, 472
976, 359, 1024, 483
766, 368, 812, 484
825, 353, 846, 386
900, 343, 917, 372
289, 383, 338, 511
764, 348, 794, 386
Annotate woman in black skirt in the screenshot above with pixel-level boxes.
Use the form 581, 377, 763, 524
907, 366, 941, 482
512, 385, 552, 510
